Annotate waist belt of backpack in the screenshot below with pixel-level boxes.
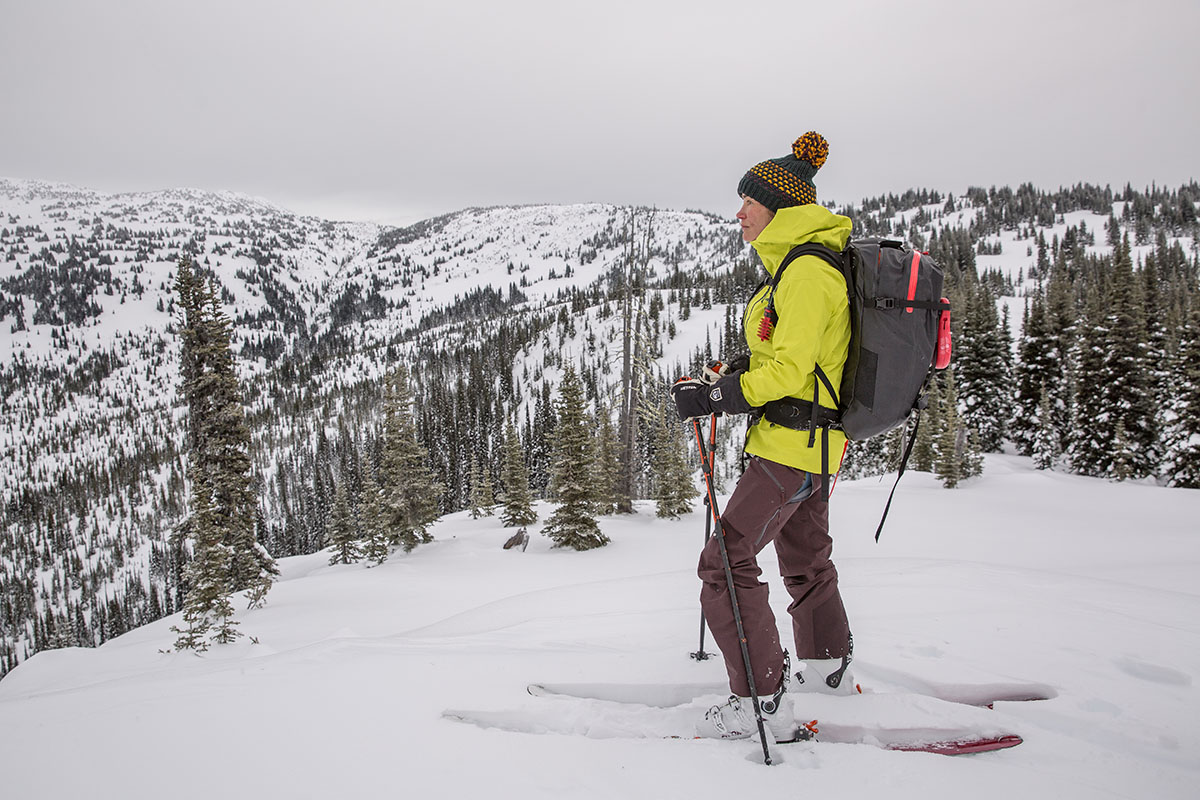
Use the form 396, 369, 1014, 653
757, 364, 842, 501
760, 397, 841, 431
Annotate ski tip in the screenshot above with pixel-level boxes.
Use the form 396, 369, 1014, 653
890, 733, 1023, 755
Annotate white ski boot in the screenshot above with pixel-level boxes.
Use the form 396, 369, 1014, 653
791, 653, 860, 695
696, 686, 796, 741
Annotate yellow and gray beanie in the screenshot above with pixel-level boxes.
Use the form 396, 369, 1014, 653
737, 131, 829, 211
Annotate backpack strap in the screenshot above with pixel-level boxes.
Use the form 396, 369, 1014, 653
874, 410, 923, 541
763, 242, 848, 502
762, 243, 846, 332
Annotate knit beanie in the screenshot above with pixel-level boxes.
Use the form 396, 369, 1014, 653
737, 132, 829, 211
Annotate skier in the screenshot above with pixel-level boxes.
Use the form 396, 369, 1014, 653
671, 132, 857, 741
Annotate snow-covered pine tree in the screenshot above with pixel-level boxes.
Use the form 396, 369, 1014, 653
200, 282, 277, 608
542, 365, 608, 550
468, 458, 495, 519
934, 368, 976, 487
1100, 236, 1157, 479
172, 258, 275, 647
957, 281, 1010, 451
1013, 292, 1052, 455
1043, 255, 1078, 459
528, 383, 556, 497
592, 406, 621, 515
1032, 383, 1059, 470
1140, 248, 1171, 472
651, 397, 697, 519
360, 474, 390, 565
1070, 285, 1112, 477
911, 374, 940, 472
327, 481, 360, 565
1169, 304, 1200, 487
377, 367, 443, 552
499, 419, 537, 527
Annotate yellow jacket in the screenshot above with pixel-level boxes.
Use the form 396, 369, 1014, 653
739, 204, 853, 473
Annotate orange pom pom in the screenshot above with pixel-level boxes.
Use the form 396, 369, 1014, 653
792, 131, 829, 169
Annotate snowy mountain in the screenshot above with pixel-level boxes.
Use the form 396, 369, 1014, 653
1, 177, 1197, 681
1, 454, 1196, 799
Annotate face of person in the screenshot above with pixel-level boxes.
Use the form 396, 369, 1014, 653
736, 195, 775, 242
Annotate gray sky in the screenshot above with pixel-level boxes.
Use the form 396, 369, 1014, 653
2, 0, 1196, 226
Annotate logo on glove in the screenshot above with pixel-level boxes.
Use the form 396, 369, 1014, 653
709, 387, 723, 402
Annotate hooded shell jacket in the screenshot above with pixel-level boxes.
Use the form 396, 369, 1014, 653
739, 204, 853, 474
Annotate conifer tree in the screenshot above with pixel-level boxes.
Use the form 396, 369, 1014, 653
376, 367, 444, 552
360, 474, 390, 565
468, 458, 495, 519
592, 406, 621, 515
1169, 305, 1200, 487
499, 419, 538, 527
1140, 252, 1171, 471
171, 259, 275, 649
543, 366, 608, 550
1013, 293, 1052, 454
201, 283, 277, 607
1070, 286, 1112, 476
957, 281, 1010, 451
934, 369, 977, 487
1043, 257, 1078, 457
651, 398, 697, 518
326, 482, 360, 565
1100, 237, 1158, 478
1032, 384, 1059, 470
172, 488, 236, 649
911, 375, 940, 472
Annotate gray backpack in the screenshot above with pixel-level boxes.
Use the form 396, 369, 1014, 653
756, 239, 951, 534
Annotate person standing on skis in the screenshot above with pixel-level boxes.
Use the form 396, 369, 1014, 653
671, 132, 858, 741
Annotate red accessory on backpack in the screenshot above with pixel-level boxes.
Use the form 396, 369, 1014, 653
934, 299, 952, 370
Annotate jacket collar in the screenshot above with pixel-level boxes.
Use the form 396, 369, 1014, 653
751, 204, 853, 276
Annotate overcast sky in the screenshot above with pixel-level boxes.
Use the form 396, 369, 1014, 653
2, 0, 1196, 226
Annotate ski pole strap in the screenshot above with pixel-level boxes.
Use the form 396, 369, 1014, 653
875, 411, 921, 541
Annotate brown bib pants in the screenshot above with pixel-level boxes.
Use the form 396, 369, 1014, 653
698, 456, 851, 697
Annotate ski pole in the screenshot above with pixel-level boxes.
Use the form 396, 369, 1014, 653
691, 417, 774, 766
691, 413, 717, 661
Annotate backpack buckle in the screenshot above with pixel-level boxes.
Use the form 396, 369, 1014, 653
875, 297, 897, 310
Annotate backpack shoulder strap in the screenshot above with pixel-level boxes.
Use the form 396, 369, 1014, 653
765, 242, 848, 321
772, 242, 847, 290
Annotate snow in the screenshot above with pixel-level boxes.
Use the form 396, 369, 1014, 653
1, 453, 1197, 798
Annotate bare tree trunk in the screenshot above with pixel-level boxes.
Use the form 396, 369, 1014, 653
615, 207, 656, 512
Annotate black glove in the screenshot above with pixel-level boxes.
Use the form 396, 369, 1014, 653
671, 373, 753, 421
707, 372, 753, 416
671, 377, 712, 421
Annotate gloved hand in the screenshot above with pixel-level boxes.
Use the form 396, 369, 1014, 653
671, 377, 713, 421
707, 372, 753, 416
671, 373, 754, 421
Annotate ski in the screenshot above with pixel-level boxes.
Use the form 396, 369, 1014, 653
665, 727, 1022, 754
528, 675, 1054, 709
888, 734, 1023, 755
446, 683, 1027, 756
444, 705, 1022, 756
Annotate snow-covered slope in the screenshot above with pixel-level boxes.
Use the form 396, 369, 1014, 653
1, 453, 1196, 799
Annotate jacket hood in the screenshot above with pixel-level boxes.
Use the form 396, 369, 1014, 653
750, 205, 853, 275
